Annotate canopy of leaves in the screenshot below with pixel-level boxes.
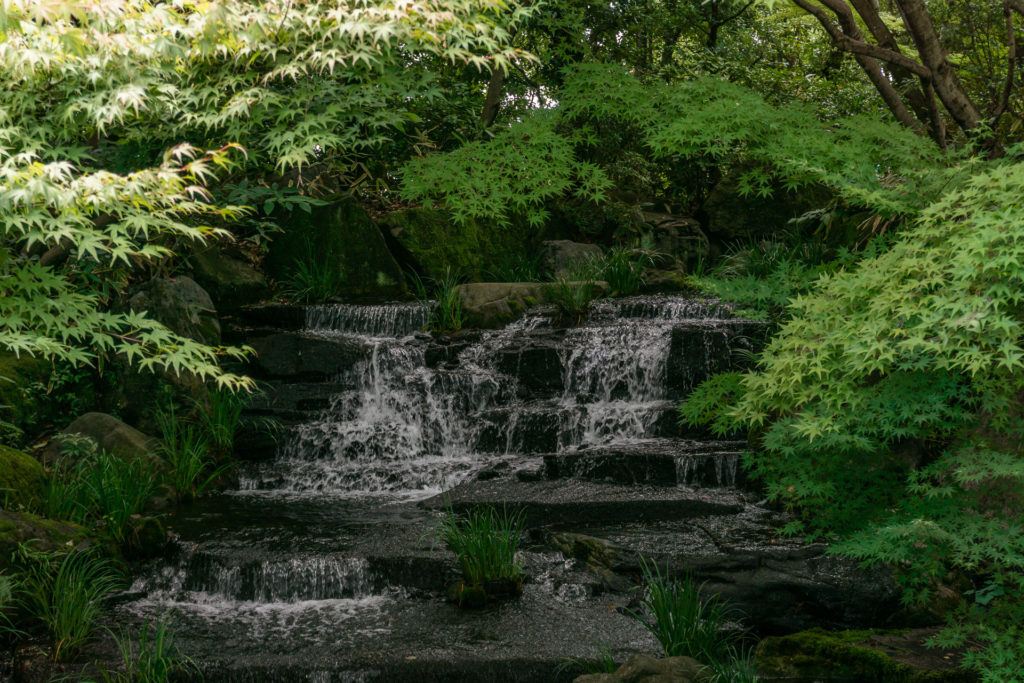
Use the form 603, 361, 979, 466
402, 64, 948, 226
0, 0, 529, 383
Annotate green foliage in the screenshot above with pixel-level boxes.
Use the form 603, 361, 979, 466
196, 389, 246, 456
93, 622, 197, 683
440, 507, 524, 588
43, 436, 158, 546
0, 572, 19, 639
683, 157, 1024, 679
548, 276, 599, 325
629, 560, 735, 664
403, 64, 949, 228
403, 113, 613, 227
555, 647, 618, 677
19, 547, 122, 661
423, 269, 464, 333
279, 253, 347, 304
0, 0, 529, 385
155, 405, 225, 502
592, 247, 657, 296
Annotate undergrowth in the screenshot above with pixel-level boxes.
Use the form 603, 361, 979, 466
440, 506, 524, 588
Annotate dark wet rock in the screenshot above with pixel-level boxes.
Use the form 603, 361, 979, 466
421, 477, 745, 527
0, 445, 45, 511
641, 211, 710, 273
475, 404, 562, 454
543, 439, 747, 488
496, 337, 564, 398
576, 509, 903, 634
266, 198, 407, 302
457, 282, 548, 329
126, 515, 169, 558
575, 655, 711, 683
42, 412, 160, 467
540, 240, 604, 278
129, 276, 221, 345
0, 511, 96, 570
549, 532, 632, 593
639, 268, 691, 294
235, 303, 307, 331
248, 332, 368, 380
755, 628, 976, 682
190, 246, 269, 311
666, 320, 765, 396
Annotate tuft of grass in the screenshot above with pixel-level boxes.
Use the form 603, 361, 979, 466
547, 276, 597, 324
440, 506, 524, 587
598, 247, 656, 295
485, 252, 542, 282
195, 389, 246, 455
94, 621, 198, 683
430, 268, 463, 332
42, 436, 158, 545
155, 404, 227, 502
0, 572, 21, 639
629, 559, 736, 664
280, 244, 346, 303
20, 548, 122, 661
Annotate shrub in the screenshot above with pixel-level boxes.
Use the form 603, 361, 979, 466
42, 437, 158, 545
196, 389, 246, 456
440, 506, 524, 589
596, 247, 655, 295
429, 269, 464, 333
20, 548, 121, 661
155, 405, 225, 502
629, 560, 735, 664
279, 242, 346, 303
94, 621, 197, 683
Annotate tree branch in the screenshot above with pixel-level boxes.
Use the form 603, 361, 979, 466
992, 0, 1019, 127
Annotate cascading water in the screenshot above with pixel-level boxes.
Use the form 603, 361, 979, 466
112, 294, 760, 682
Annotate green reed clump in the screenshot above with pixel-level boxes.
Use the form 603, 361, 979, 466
42, 436, 158, 545
280, 246, 346, 303
440, 506, 524, 588
597, 247, 656, 295
155, 404, 226, 501
20, 548, 122, 661
629, 559, 754, 679
94, 621, 197, 683
196, 389, 246, 455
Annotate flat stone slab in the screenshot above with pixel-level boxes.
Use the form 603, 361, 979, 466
421, 476, 746, 526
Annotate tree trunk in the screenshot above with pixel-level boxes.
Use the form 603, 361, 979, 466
481, 68, 506, 128
895, 0, 982, 132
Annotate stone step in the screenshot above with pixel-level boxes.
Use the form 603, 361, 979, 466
421, 477, 747, 527
551, 509, 903, 635
246, 332, 371, 380
100, 583, 655, 683
543, 438, 748, 487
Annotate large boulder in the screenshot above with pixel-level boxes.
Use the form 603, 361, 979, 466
0, 511, 94, 570
266, 198, 406, 302
43, 412, 159, 467
640, 212, 710, 272
190, 246, 269, 311
755, 628, 975, 682
0, 446, 45, 512
540, 240, 604, 279
381, 207, 540, 281
129, 276, 221, 345
456, 283, 548, 329
575, 655, 711, 683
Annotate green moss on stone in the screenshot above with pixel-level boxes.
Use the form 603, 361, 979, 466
381, 207, 539, 282
756, 629, 975, 682
0, 511, 98, 571
0, 445, 46, 511
266, 198, 407, 302
0, 352, 49, 445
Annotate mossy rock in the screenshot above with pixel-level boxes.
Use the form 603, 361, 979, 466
266, 198, 406, 302
756, 628, 976, 682
0, 445, 46, 512
381, 207, 540, 282
0, 511, 97, 571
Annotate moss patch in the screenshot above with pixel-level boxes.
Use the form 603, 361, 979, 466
756, 628, 976, 682
266, 198, 407, 302
0, 511, 99, 571
0, 445, 46, 511
0, 352, 49, 445
381, 207, 540, 282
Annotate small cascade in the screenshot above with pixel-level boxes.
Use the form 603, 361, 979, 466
674, 451, 743, 488
305, 302, 431, 337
